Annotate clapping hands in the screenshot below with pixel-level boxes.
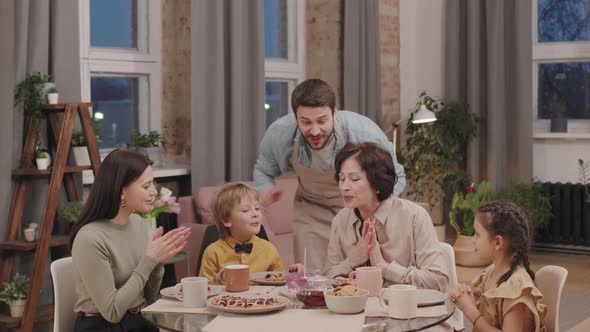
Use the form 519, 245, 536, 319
145, 226, 191, 263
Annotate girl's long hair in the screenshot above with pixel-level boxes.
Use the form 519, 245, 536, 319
69, 149, 152, 248
477, 200, 535, 286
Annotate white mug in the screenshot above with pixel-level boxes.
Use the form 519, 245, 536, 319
174, 277, 208, 308
379, 284, 417, 319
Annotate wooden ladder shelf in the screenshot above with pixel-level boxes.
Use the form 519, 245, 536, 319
0, 103, 101, 331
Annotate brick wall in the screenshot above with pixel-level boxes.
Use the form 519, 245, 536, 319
159, 0, 401, 163
161, 0, 191, 163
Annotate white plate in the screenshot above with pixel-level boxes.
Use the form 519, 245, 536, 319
207, 295, 289, 314
159, 285, 223, 300
416, 289, 448, 306
250, 272, 287, 285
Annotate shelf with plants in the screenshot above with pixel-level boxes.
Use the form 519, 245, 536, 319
2, 73, 102, 330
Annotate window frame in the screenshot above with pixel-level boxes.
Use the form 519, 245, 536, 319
532, 0, 590, 133
264, 0, 306, 119
79, 0, 161, 151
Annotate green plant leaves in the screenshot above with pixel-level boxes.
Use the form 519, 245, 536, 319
0, 274, 29, 303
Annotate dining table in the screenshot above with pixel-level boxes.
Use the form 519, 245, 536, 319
143, 285, 455, 332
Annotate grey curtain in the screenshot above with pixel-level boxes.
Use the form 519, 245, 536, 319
1, 0, 76, 308
191, 0, 265, 189
445, 0, 532, 192
343, 0, 382, 123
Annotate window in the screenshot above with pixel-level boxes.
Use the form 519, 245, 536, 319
264, 0, 305, 127
80, 0, 161, 149
534, 0, 590, 129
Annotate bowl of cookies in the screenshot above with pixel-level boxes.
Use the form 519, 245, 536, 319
323, 284, 369, 314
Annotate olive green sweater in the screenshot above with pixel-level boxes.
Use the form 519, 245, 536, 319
72, 214, 163, 323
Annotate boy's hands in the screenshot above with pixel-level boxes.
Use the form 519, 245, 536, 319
288, 263, 304, 273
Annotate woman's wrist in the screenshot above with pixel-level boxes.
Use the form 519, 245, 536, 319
465, 307, 481, 322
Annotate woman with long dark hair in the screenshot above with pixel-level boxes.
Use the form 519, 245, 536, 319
70, 149, 190, 331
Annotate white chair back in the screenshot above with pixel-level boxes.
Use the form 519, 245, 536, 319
535, 265, 568, 332
51, 257, 77, 332
439, 242, 464, 328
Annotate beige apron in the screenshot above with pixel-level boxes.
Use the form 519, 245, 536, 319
291, 125, 345, 272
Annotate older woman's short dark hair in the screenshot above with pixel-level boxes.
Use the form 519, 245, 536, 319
334, 143, 397, 202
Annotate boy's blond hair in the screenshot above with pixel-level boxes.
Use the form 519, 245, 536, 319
210, 182, 259, 239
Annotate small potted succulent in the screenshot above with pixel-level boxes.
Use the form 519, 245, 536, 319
131, 130, 164, 167
0, 274, 29, 317
46, 87, 59, 104
35, 150, 50, 170
23, 223, 38, 242
71, 129, 102, 166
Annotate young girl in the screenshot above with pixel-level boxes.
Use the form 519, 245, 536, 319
451, 200, 547, 332
199, 182, 301, 284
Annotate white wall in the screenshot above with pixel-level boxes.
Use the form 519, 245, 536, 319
533, 139, 590, 183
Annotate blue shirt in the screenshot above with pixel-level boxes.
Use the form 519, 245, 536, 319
253, 111, 406, 195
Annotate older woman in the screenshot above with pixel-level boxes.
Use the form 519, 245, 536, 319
325, 143, 448, 291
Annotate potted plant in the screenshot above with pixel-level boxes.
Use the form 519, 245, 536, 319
549, 97, 567, 133
56, 201, 83, 235
497, 181, 551, 242
14, 72, 51, 143
35, 150, 50, 170
450, 181, 494, 266
71, 129, 102, 166
131, 130, 164, 167
579, 159, 590, 246
0, 274, 29, 317
46, 87, 59, 104
400, 92, 479, 241
23, 223, 38, 242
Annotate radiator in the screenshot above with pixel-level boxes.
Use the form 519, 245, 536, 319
538, 183, 590, 246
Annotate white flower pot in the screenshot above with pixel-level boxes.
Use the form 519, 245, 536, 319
137, 147, 162, 167
72, 146, 91, 166
9, 299, 26, 318
47, 93, 59, 104
24, 228, 37, 242
36, 158, 49, 170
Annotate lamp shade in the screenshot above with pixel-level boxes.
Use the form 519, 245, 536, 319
412, 104, 437, 124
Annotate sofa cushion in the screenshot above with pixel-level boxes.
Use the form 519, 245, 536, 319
193, 179, 298, 235
193, 185, 222, 225
177, 196, 197, 227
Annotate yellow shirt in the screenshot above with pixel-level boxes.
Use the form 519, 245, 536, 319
199, 235, 285, 284
472, 265, 547, 332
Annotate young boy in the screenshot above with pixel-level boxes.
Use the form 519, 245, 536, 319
199, 182, 301, 284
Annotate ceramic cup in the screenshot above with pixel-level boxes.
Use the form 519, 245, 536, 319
174, 277, 208, 308
379, 284, 417, 319
349, 266, 383, 296
223, 264, 250, 292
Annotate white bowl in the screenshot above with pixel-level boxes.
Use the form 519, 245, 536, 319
323, 288, 369, 314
